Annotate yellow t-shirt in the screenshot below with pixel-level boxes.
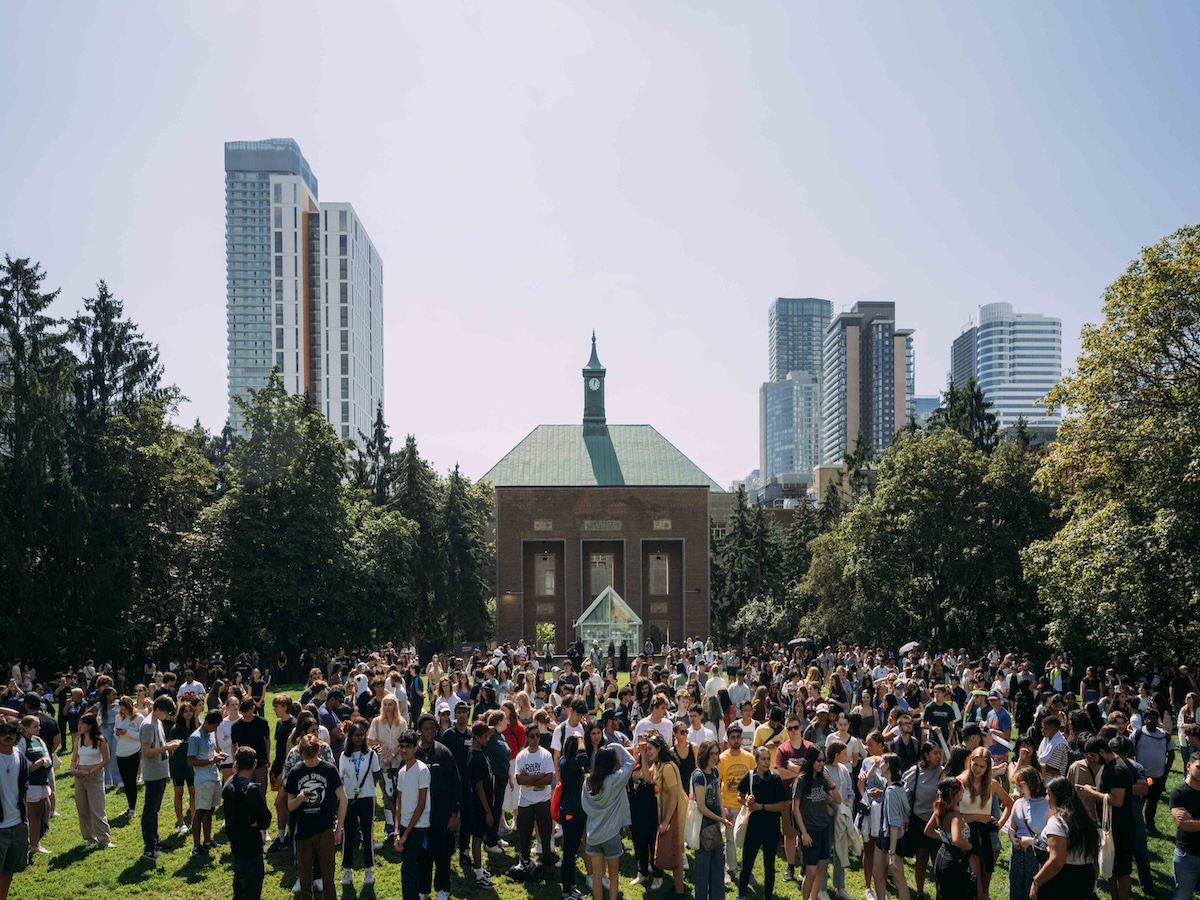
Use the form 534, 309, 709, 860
718, 748, 752, 810
754, 721, 786, 749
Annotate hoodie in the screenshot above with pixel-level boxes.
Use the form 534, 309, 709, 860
580, 743, 634, 844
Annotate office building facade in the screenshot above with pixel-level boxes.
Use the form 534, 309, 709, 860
225, 139, 383, 444
949, 302, 1061, 431
761, 298, 831, 482
821, 301, 914, 463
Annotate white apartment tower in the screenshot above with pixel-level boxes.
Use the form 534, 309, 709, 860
224, 139, 383, 445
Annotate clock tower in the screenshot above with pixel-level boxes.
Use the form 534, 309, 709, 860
582, 331, 607, 436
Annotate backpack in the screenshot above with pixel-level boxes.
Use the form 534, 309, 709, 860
1132, 728, 1169, 777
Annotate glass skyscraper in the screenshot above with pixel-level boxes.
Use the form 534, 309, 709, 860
225, 139, 383, 445
949, 302, 1061, 431
760, 298, 832, 482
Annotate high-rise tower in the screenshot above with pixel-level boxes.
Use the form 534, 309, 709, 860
760, 298, 832, 482
224, 139, 383, 445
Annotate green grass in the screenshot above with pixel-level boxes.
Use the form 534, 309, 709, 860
16, 690, 1186, 899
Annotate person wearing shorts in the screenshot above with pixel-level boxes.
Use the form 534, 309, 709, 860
188, 711, 226, 856
586, 835, 623, 859
465, 722, 495, 887
0, 719, 30, 900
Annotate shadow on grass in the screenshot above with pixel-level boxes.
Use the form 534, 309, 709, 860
173, 849, 222, 883
117, 854, 159, 884
48, 844, 91, 870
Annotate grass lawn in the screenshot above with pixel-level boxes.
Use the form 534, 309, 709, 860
16, 687, 1186, 899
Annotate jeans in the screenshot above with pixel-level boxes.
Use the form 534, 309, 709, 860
1175, 848, 1200, 900
739, 818, 779, 900
232, 853, 265, 900
1145, 775, 1167, 831
1132, 795, 1153, 891
419, 820, 455, 893
101, 723, 121, 787
695, 845, 726, 900
561, 812, 586, 892
141, 777, 168, 853
295, 829, 336, 900
401, 827, 430, 900
342, 796, 375, 869
117, 753, 141, 810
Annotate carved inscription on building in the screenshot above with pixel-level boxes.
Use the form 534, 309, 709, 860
652, 519, 672, 531
533, 519, 553, 531
583, 520, 622, 531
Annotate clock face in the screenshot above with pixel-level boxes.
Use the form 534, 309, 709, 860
588, 377, 600, 391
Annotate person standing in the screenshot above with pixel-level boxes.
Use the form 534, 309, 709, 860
222, 748, 272, 900
393, 729, 432, 900
187, 710, 226, 857
922, 778, 974, 900
1076, 737, 1134, 900
582, 743, 635, 900
736, 745, 789, 900
718, 724, 752, 884
1031, 777, 1099, 898
465, 722, 496, 888
113, 697, 144, 818
692, 738, 733, 900
71, 713, 113, 850
138, 696, 180, 860
0, 719, 30, 900
338, 723, 380, 887
1132, 708, 1176, 834
415, 712, 461, 900
793, 745, 841, 900
514, 726, 556, 877
287, 734, 347, 900
230, 698, 271, 804
1170, 753, 1200, 900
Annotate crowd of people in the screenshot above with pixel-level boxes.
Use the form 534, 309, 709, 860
1, 640, 1200, 900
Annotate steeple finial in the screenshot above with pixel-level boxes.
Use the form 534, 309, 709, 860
586, 331, 603, 370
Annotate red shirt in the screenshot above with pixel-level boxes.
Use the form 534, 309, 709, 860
774, 738, 813, 780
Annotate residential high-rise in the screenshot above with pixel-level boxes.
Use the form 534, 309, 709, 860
760, 298, 832, 483
768, 298, 832, 382
949, 302, 1061, 431
224, 139, 383, 444
820, 301, 914, 463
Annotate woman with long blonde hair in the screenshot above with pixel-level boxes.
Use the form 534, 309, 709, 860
957, 746, 1013, 900
368, 694, 406, 840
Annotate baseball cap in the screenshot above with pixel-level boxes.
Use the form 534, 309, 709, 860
454, 700, 470, 711
963, 723, 983, 737
22, 693, 42, 708
601, 709, 618, 723
987, 690, 1002, 700
815, 703, 830, 714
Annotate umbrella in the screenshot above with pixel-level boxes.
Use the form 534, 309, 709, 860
899, 640, 920, 655
788, 637, 816, 648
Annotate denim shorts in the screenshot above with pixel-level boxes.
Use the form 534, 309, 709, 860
586, 835, 624, 859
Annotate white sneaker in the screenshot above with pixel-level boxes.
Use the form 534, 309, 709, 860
650, 877, 663, 890
837, 891, 854, 900
631, 873, 646, 886
364, 869, 375, 885
292, 878, 301, 894
176, 824, 189, 835
486, 842, 508, 854
586, 875, 594, 890
314, 879, 324, 893
373, 840, 384, 850
818, 892, 831, 900
865, 890, 877, 900
341, 870, 354, 886
725, 871, 733, 885
435, 892, 448, 900
683, 855, 689, 871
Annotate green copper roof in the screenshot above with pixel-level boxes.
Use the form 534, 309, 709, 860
585, 331, 604, 371
482, 425, 724, 490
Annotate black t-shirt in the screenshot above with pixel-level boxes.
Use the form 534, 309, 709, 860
1170, 781, 1200, 854
284, 760, 343, 839
923, 702, 956, 740
1099, 756, 1135, 831
440, 726, 471, 777
273, 719, 295, 774
737, 769, 788, 825
357, 693, 380, 721
467, 748, 493, 815
33, 711, 60, 748
230, 715, 271, 763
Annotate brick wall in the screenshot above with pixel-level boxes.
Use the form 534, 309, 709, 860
495, 486, 712, 647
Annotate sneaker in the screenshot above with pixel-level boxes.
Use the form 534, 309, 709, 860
476, 870, 495, 888
650, 877, 664, 890
460, 851, 473, 869
586, 875, 594, 890
683, 855, 689, 871
865, 890, 877, 900
486, 842, 507, 854
373, 840, 384, 850
725, 871, 733, 885
314, 880, 324, 893
818, 892, 831, 900
190, 846, 206, 857
292, 878, 302, 894
97, 842, 116, 850
631, 873, 646, 886
364, 869, 375, 885
435, 891, 448, 900
341, 870, 354, 886
604, 877, 610, 891
267, 837, 289, 853
783, 868, 795, 883
176, 824, 190, 835
202, 840, 216, 850
141, 849, 159, 861
837, 891, 855, 900
34, 846, 51, 854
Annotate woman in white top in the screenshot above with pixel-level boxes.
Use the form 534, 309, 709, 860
339, 723, 381, 886
1005, 766, 1049, 900
832, 713, 866, 768
824, 739, 856, 900
1032, 777, 1099, 899
71, 713, 113, 849
368, 695, 407, 840
431, 677, 456, 717
113, 696, 145, 817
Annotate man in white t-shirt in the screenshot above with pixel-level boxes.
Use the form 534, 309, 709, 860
686, 707, 716, 747
0, 719, 30, 899
513, 729, 554, 871
727, 670, 753, 711
393, 730, 431, 892
551, 698, 587, 776
633, 694, 674, 745
176, 671, 205, 702
215, 699, 239, 782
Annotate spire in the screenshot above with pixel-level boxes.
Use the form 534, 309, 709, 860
586, 330, 603, 371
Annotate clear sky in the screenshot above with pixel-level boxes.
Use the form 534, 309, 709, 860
2, 2, 1198, 488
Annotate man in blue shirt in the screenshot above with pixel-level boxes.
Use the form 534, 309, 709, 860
188, 710, 226, 856
984, 691, 1012, 775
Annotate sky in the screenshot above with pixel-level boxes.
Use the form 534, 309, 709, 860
2, 1, 1198, 488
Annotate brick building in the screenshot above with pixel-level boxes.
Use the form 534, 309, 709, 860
483, 336, 723, 650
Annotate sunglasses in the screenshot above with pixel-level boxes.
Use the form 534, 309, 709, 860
786, 725, 800, 731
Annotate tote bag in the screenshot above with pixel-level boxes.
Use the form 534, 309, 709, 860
733, 771, 752, 850
684, 797, 701, 849
1097, 796, 1115, 879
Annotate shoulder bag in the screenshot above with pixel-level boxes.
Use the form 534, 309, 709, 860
1097, 795, 1114, 879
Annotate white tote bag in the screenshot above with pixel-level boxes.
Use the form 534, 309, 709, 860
733, 771, 752, 850
1097, 795, 1115, 880
684, 797, 701, 849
